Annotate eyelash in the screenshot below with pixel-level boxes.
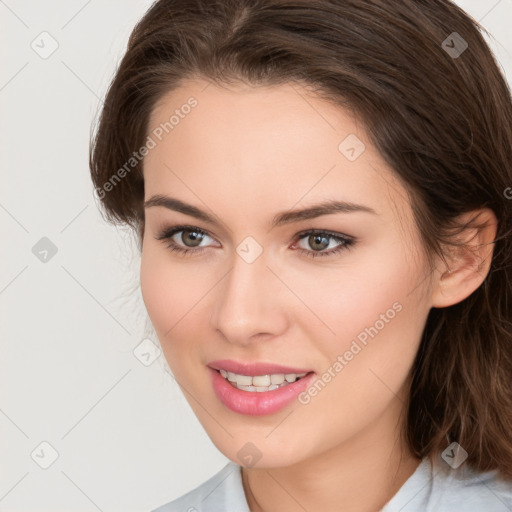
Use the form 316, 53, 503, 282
156, 224, 355, 259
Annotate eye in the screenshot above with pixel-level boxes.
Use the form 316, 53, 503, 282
155, 225, 355, 259
292, 229, 355, 258
155, 225, 217, 256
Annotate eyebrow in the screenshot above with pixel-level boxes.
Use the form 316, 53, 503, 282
144, 195, 377, 228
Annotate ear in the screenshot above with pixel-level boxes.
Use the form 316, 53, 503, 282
431, 208, 498, 308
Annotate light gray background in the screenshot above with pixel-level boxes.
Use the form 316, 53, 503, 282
1, 1, 511, 511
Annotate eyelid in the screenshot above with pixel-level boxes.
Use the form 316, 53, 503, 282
156, 224, 218, 246
293, 227, 353, 241
155, 224, 355, 257
291, 229, 355, 257
156, 225, 353, 242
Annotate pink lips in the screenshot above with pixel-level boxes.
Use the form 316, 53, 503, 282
208, 359, 315, 416
208, 359, 312, 376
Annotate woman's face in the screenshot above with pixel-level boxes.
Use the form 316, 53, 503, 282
140, 79, 435, 468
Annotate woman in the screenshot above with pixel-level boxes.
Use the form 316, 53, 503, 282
90, 0, 512, 510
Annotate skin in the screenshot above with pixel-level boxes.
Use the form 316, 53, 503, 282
140, 78, 497, 512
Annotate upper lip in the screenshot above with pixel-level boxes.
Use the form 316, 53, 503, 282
208, 359, 314, 376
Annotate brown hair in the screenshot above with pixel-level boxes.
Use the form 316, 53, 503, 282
89, 0, 512, 477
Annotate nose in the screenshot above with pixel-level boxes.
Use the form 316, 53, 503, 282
210, 248, 289, 346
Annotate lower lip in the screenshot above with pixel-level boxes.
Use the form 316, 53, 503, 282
209, 367, 316, 416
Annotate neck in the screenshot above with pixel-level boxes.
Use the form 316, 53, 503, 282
241, 395, 421, 512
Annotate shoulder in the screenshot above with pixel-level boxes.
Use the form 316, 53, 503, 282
433, 459, 512, 511
150, 461, 250, 512
382, 452, 512, 511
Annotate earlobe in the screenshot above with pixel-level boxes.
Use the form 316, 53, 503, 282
431, 208, 497, 309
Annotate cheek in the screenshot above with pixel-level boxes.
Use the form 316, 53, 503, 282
140, 245, 190, 339
290, 241, 422, 347
139, 244, 214, 371
140, 250, 192, 387
290, 267, 427, 448
300, 240, 429, 392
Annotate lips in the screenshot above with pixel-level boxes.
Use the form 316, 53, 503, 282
207, 359, 316, 415
208, 359, 313, 376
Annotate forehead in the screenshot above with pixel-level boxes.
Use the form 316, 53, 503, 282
144, 79, 412, 232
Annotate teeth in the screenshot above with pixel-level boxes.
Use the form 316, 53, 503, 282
252, 375, 271, 387
236, 384, 284, 392
270, 374, 285, 384
238, 375, 253, 386
218, 370, 308, 392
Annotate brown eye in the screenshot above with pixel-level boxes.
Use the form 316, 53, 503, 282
179, 229, 206, 248
155, 225, 217, 256
293, 230, 355, 259
308, 234, 330, 252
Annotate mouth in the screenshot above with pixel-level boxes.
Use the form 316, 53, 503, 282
215, 368, 310, 392
207, 359, 316, 415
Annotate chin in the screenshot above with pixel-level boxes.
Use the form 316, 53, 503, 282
204, 424, 314, 469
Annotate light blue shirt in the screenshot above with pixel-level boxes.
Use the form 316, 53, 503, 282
151, 452, 512, 511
